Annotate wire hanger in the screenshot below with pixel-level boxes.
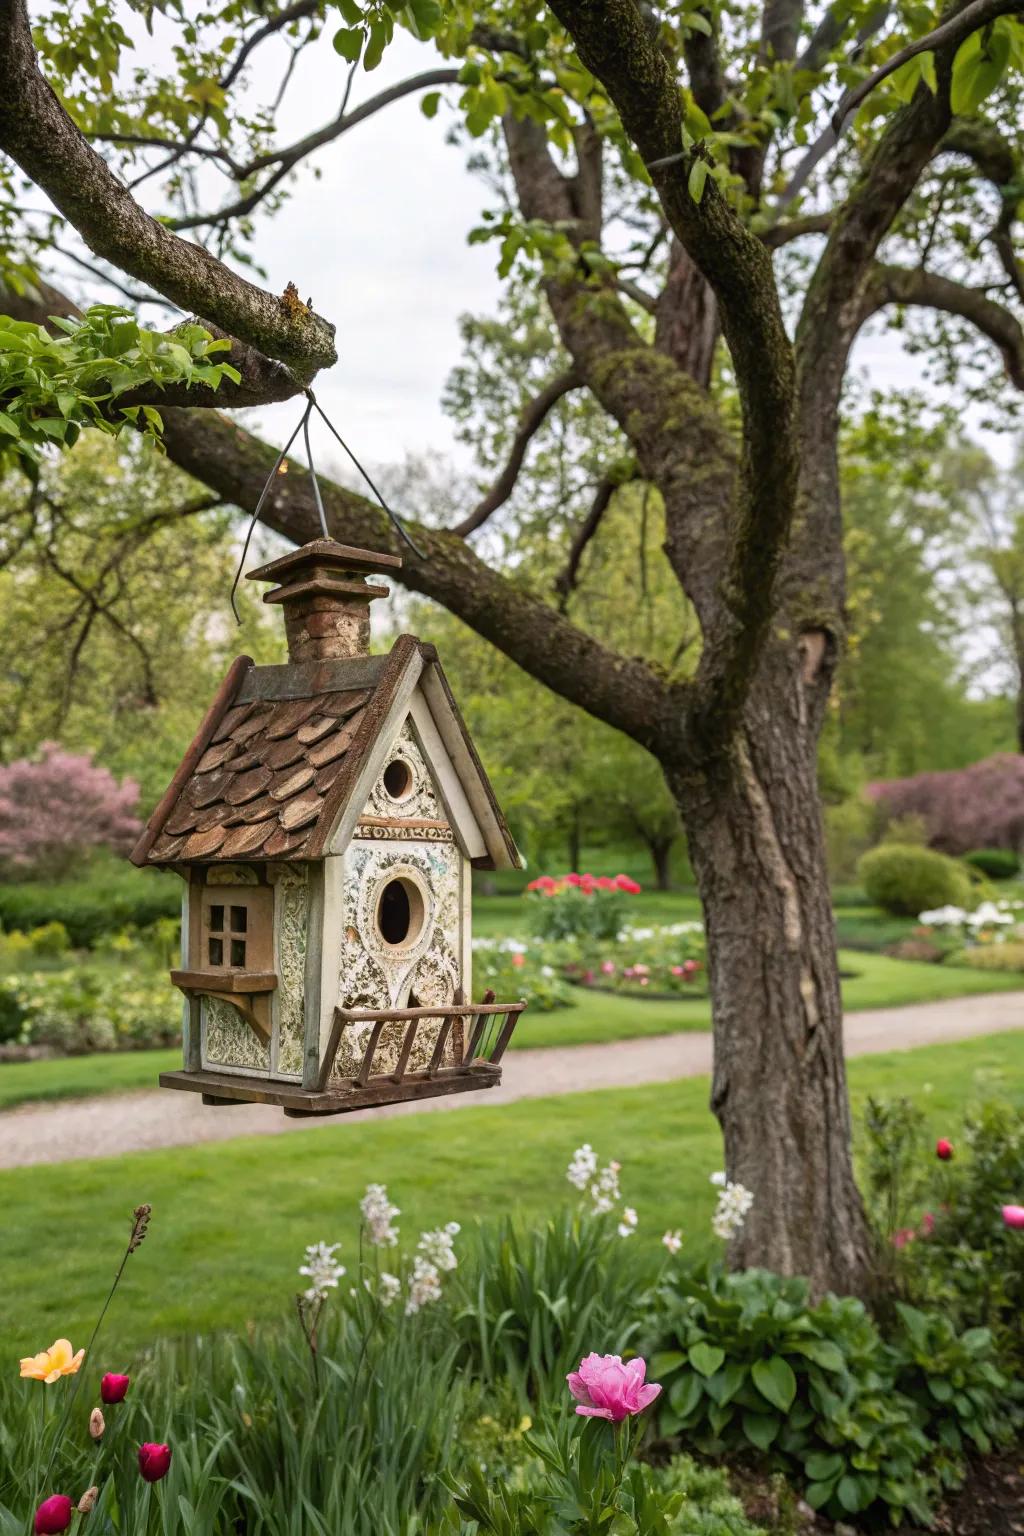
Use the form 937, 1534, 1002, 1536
230, 390, 425, 623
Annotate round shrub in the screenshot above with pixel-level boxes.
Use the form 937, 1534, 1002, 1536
857, 843, 972, 918
964, 847, 1020, 881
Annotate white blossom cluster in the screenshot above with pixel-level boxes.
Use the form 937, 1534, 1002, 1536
405, 1256, 444, 1315
662, 1229, 683, 1255
919, 900, 1022, 934
377, 1272, 402, 1308
360, 1182, 401, 1247
566, 1145, 635, 1234
471, 936, 529, 953
298, 1241, 345, 1301
417, 1221, 461, 1272
621, 921, 704, 941
567, 1143, 599, 1190
710, 1175, 755, 1241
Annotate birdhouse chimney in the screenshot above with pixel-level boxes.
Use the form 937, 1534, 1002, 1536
246, 540, 401, 662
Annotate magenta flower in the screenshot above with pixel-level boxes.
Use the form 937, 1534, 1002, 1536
567, 1353, 662, 1421
33, 1497, 72, 1534
1002, 1204, 1024, 1229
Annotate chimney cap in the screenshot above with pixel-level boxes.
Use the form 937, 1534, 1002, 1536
245, 539, 402, 586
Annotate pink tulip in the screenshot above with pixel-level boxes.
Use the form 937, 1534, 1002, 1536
1002, 1205, 1024, 1229
34, 1497, 72, 1534
567, 1353, 662, 1421
101, 1372, 130, 1403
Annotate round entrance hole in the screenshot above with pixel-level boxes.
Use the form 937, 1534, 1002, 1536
382, 757, 414, 801
376, 877, 425, 948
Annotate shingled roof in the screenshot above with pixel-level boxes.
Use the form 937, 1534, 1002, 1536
130, 635, 520, 870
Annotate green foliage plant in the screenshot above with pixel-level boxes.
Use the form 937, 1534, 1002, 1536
643, 1262, 1017, 1527
858, 842, 973, 917
964, 848, 1021, 880
0, 307, 240, 471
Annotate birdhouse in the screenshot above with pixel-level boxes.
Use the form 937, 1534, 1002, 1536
130, 540, 526, 1116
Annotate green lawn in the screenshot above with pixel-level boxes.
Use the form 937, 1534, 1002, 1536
3, 1032, 1022, 1356
2, 946, 1023, 1111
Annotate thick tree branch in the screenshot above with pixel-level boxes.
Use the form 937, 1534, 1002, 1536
543, 0, 798, 741
863, 262, 1024, 388
760, 212, 833, 248
157, 407, 679, 752
452, 367, 585, 537
0, 0, 335, 381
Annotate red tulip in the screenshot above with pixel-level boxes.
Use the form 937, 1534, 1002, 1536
101, 1372, 130, 1403
1002, 1204, 1024, 1229
138, 1442, 172, 1483
34, 1496, 72, 1534
936, 1138, 954, 1161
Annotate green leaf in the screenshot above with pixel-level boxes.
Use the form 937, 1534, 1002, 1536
741, 1410, 780, 1450
950, 26, 1011, 114
336, 0, 363, 22
752, 1356, 797, 1413
669, 1370, 705, 1419
363, 17, 389, 69
0, 410, 19, 436
687, 158, 709, 204
333, 25, 364, 61
688, 1342, 725, 1378
649, 1350, 686, 1378
805, 1451, 844, 1482
420, 90, 441, 118
837, 1474, 868, 1514
787, 1339, 844, 1372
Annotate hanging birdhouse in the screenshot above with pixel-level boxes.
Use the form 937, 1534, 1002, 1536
130, 540, 526, 1115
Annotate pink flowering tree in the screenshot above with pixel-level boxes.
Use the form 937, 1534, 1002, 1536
0, 744, 142, 879
867, 754, 1024, 856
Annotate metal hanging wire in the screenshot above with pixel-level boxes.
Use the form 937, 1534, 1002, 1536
230, 390, 425, 624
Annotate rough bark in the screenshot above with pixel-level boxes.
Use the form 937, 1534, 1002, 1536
674, 668, 867, 1294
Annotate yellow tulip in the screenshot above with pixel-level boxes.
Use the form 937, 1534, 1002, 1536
19, 1338, 85, 1384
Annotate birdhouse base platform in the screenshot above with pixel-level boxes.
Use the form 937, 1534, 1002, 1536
159, 995, 526, 1116
159, 1061, 504, 1117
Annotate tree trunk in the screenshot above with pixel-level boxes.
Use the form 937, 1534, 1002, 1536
646, 836, 675, 891
668, 659, 874, 1298
567, 804, 582, 873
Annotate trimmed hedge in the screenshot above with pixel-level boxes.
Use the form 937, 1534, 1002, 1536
964, 847, 1020, 881
857, 843, 972, 918
0, 858, 179, 948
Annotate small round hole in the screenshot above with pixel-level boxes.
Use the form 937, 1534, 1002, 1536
382, 758, 413, 801
376, 877, 425, 948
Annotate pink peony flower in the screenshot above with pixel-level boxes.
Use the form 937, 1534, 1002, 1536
101, 1372, 130, 1403
671, 965, 684, 976
1002, 1205, 1024, 1229
34, 1497, 72, 1534
936, 1138, 954, 1161
567, 1353, 661, 1422
601, 960, 616, 974
138, 1443, 172, 1483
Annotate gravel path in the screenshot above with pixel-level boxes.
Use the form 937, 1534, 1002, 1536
2, 990, 1021, 1170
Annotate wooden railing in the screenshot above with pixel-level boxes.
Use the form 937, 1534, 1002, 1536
314, 991, 526, 1101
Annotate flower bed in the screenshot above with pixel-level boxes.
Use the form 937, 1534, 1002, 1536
564, 922, 709, 997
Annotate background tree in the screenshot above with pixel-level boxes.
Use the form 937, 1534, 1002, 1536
0, 742, 142, 878
1, 0, 1023, 1292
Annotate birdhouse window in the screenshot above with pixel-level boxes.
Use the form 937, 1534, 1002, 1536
195, 886, 274, 975
382, 756, 414, 801
376, 876, 425, 948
